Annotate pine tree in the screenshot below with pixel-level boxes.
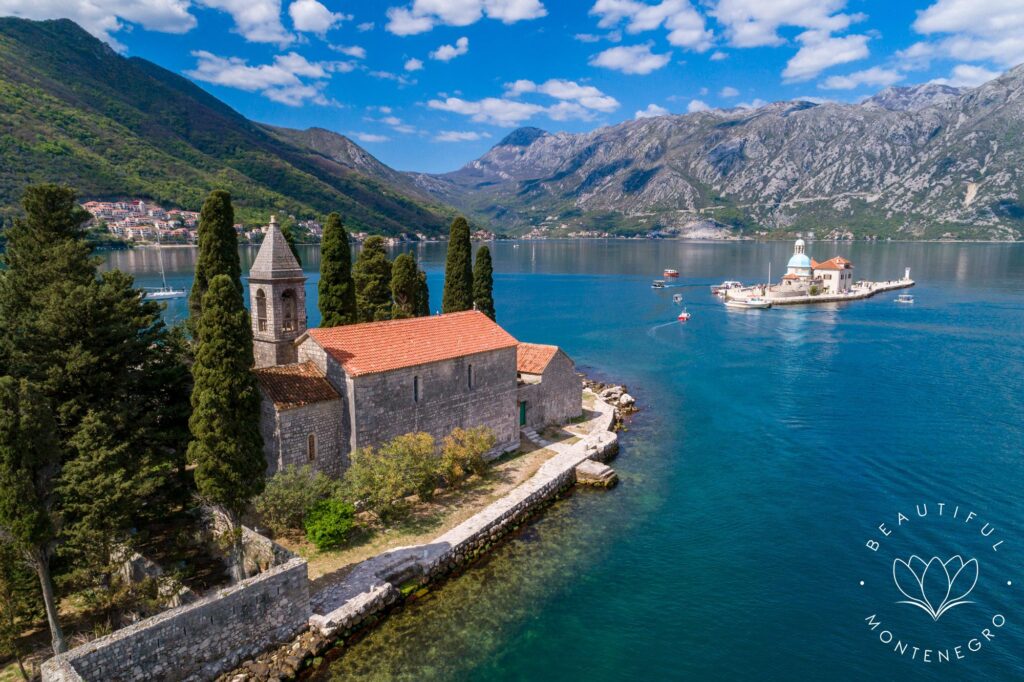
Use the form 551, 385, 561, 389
390, 253, 419, 319
188, 275, 265, 582
353, 236, 393, 322
416, 269, 431, 317
318, 213, 357, 326
0, 377, 65, 654
189, 190, 241, 322
473, 245, 495, 320
0, 539, 42, 679
442, 216, 474, 313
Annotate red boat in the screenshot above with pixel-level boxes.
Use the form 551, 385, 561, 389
663, 268, 680, 278
677, 309, 692, 322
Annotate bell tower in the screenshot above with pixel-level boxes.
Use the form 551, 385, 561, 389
250, 217, 307, 368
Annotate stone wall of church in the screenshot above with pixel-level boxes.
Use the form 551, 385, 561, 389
350, 348, 519, 453
275, 400, 347, 478
518, 351, 582, 429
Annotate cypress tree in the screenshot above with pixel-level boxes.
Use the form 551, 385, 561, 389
353, 236, 393, 322
442, 216, 473, 313
390, 253, 419, 319
473, 245, 495, 320
189, 190, 240, 322
318, 213, 357, 326
188, 275, 265, 582
0, 377, 65, 654
416, 269, 431, 317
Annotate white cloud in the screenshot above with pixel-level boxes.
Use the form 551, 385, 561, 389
0, 0, 197, 50
288, 0, 349, 35
369, 114, 418, 134
783, 31, 870, 81
930, 63, 1001, 88
198, 0, 293, 44
820, 66, 903, 90
351, 132, 390, 143
430, 36, 469, 61
330, 44, 366, 58
505, 78, 619, 112
404, 57, 424, 71
428, 97, 546, 126
434, 130, 492, 141
908, 0, 1024, 67
686, 99, 709, 112
719, 85, 739, 97
385, 0, 546, 35
736, 98, 768, 109
590, 0, 712, 51
574, 33, 601, 42
185, 50, 345, 105
711, 0, 865, 48
635, 103, 669, 118
590, 43, 671, 74
370, 70, 415, 85
357, 21, 374, 31
709, 50, 728, 61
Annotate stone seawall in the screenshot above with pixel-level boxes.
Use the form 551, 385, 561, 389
42, 554, 310, 682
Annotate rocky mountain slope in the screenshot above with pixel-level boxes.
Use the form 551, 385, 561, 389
416, 71, 1024, 240
0, 18, 452, 234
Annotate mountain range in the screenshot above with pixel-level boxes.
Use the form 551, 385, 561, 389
1, 17, 1023, 240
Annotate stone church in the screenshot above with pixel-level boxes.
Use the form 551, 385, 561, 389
250, 222, 582, 478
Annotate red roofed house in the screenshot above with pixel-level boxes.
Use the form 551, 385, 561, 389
250, 223, 580, 478
777, 239, 854, 296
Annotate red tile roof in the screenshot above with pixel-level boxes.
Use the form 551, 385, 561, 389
308, 311, 518, 377
812, 256, 853, 270
253, 361, 340, 410
517, 343, 559, 374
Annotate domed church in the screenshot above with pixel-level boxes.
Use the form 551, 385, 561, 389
779, 238, 854, 295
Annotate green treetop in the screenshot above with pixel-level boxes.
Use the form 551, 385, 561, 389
0, 377, 65, 654
188, 275, 265, 582
390, 253, 420, 319
189, 190, 241, 322
473, 245, 495, 321
442, 216, 473, 313
416, 269, 431, 317
353, 236, 393, 322
318, 213, 357, 326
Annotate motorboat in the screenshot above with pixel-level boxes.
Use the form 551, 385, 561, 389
724, 297, 772, 310
651, 280, 666, 289
895, 293, 914, 304
663, 268, 680, 278
711, 280, 742, 295
672, 293, 683, 303
677, 309, 691, 322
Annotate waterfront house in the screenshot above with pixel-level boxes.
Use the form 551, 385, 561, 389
250, 222, 581, 478
778, 239, 854, 295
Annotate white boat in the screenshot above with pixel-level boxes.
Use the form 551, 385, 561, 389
672, 293, 683, 303
651, 280, 666, 289
724, 297, 772, 310
711, 280, 742, 295
663, 268, 680, 278
895, 293, 914, 304
143, 233, 186, 300
677, 308, 692, 322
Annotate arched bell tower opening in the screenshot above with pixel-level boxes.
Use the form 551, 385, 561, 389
249, 217, 307, 368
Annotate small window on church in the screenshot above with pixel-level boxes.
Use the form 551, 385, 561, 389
468, 364, 474, 390
255, 290, 267, 332
413, 375, 421, 403
281, 289, 296, 332
307, 434, 316, 461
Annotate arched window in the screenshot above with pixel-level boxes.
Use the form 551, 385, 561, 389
307, 434, 316, 461
281, 289, 296, 332
255, 289, 267, 332
467, 364, 474, 390
413, 375, 421, 403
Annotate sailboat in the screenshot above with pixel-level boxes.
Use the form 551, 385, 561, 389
144, 231, 187, 300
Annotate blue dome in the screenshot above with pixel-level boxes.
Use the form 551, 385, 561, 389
787, 253, 812, 269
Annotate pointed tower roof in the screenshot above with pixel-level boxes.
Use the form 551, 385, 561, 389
250, 216, 303, 280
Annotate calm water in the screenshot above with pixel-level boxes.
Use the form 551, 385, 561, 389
104, 241, 1024, 680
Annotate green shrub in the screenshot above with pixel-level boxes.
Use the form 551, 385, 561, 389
344, 432, 439, 521
254, 465, 338, 534
440, 427, 496, 487
304, 497, 356, 551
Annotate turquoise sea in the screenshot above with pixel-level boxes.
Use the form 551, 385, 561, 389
104, 240, 1024, 681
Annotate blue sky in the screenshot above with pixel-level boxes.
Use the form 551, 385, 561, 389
3, 1, 1021, 172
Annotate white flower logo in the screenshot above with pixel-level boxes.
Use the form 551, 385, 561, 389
892, 555, 979, 621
